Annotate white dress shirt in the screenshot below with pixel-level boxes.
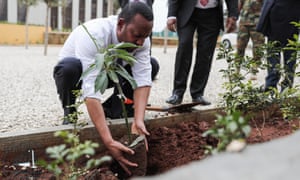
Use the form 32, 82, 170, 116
129, 0, 147, 3
59, 16, 152, 101
195, 0, 218, 9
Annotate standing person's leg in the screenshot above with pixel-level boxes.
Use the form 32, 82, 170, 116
237, 25, 250, 58
281, 49, 297, 91
249, 25, 265, 79
53, 57, 82, 124
236, 25, 251, 72
166, 20, 196, 105
265, 43, 281, 91
190, 7, 220, 104
249, 26, 265, 62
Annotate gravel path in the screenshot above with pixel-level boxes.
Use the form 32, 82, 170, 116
1, 45, 298, 133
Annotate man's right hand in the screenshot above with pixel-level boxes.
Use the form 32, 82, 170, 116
106, 140, 137, 176
167, 18, 177, 32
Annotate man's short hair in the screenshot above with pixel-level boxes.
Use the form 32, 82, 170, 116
118, 2, 153, 23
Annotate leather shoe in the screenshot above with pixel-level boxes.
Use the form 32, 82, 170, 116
166, 94, 183, 105
192, 96, 211, 105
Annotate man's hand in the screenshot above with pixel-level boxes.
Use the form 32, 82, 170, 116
131, 121, 150, 151
167, 18, 177, 32
106, 140, 137, 176
226, 17, 237, 33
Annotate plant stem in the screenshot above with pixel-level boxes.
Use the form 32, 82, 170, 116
115, 83, 132, 142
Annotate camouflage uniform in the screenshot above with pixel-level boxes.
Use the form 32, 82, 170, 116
237, 0, 264, 62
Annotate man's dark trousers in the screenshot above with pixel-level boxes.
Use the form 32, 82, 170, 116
173, 7, 221, 99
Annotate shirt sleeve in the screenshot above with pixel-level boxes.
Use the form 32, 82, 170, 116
131, 38, 152, 88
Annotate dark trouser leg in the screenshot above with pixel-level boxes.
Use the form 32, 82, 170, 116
190, 7, 221, 98
103, 57, 159, 119
53, 57, 82, 124
265, 44, 281, 90
172, 21, 196, 97
281, 49, 296, 91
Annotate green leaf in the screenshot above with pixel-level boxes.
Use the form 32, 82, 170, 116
129, 135, 145, 148
94, 71, 108, 94
242, 125, 251, 136
115, 53, 137, 66
94, 53, 105, 70
107, 70, 119, 83
116, 65, 137, 89
109, 48, 128, 55
80, 64, 96, 80
227, 121, 238, 133
114, 42, 139, 49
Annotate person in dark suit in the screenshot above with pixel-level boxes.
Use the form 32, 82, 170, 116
257, 0, 300, 92
166, 0, 239, 105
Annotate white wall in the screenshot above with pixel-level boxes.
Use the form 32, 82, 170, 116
27, 2, 47, 26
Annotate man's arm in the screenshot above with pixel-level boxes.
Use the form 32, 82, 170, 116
225, 0, 239, 33
166, 0, 179, 32
85, 97, 138, 174
131, 86, 151, 136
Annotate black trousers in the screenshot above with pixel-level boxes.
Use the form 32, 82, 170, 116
173, 7, 221, 98
53, 57, 159, 119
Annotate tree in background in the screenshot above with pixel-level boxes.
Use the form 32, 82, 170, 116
18, 0, 39, 49
43, 0, 58, 55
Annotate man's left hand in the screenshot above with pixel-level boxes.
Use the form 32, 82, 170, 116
226, 17, 237, 33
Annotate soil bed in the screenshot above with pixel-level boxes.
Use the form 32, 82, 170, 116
1, 111, 299, 179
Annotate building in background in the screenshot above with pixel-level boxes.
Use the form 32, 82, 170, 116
0, 0, 111, 31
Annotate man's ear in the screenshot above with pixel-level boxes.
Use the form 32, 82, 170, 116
117, 18, 125, 31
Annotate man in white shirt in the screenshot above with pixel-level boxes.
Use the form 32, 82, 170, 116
53, 2, 158, 174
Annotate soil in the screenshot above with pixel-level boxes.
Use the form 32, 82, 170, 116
1, 112, 299, 180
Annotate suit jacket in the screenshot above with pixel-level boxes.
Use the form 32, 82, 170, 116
119, 0, 154, 9
167, 0, 239, 30
256, 0, 274, 36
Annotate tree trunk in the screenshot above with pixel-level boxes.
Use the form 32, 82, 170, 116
44, 6, 50, 56
25, 5, 30, 49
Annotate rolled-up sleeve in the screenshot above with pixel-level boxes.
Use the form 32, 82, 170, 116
131, 39, 152, 88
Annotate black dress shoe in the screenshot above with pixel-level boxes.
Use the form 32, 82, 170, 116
192, 96, 211, 105
166, 94, 183, 105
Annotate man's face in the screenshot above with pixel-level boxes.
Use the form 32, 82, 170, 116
117, 14, 153, 50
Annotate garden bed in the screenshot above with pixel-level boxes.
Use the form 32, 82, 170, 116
0, 108, 299, 179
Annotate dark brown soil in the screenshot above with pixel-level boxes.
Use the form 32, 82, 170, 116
1, 112, 299, 179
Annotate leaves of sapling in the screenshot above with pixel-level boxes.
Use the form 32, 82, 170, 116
114, 42, 139, 49
116, 64, 137, 89
116, 53, 137, 66
107, 70, 119, 84
95, 71, 108, 94
95, 53, 105, 70
79, 64, 95, 82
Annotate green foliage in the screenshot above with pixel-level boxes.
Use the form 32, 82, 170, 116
203, 111, 251, 154
39, 130, 111, 179
205, 22, 300, 154
18, 0, 38, 6
216, 43, 273, 115
39, 90, 111, 179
